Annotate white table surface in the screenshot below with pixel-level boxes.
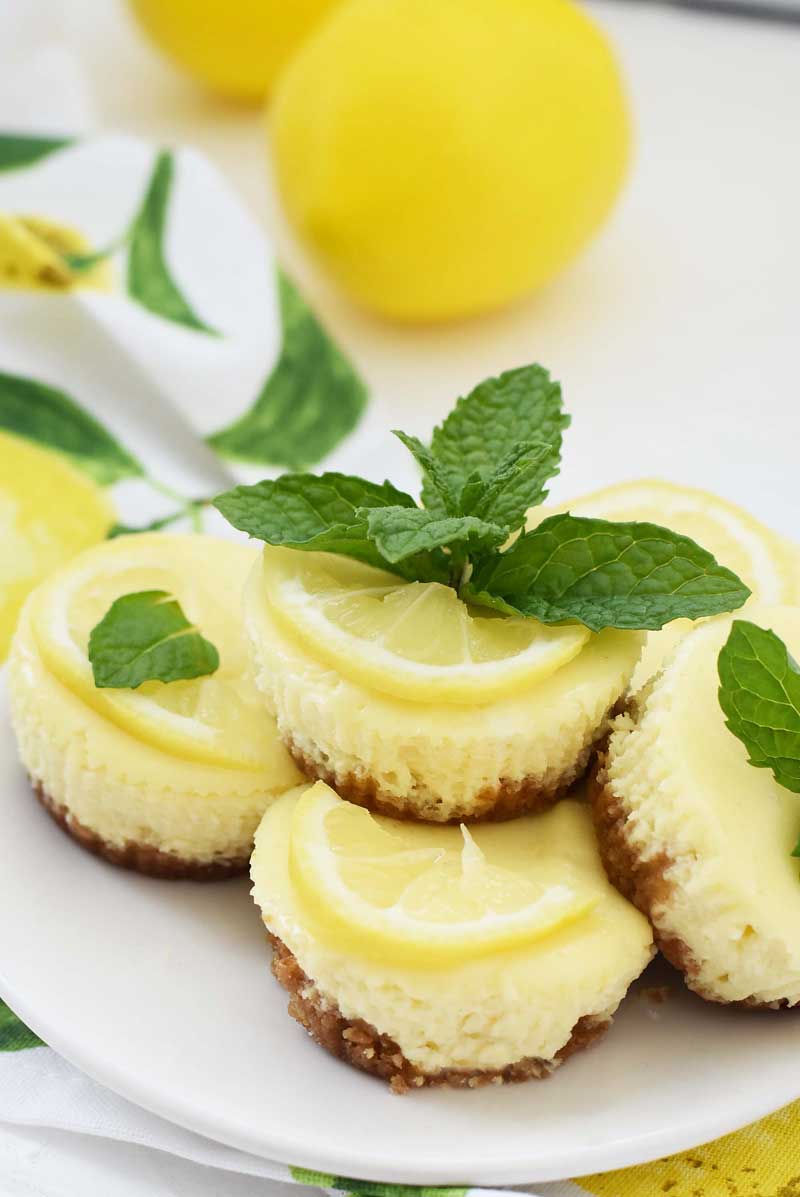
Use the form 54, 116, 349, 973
1, 1, 799, 1192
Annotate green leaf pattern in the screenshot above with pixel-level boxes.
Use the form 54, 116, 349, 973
0, 999, 43, 1052
208, 271, 368, 468
126, 150, 219, 334
0, 133, 73, 173
0, 370, 143, 484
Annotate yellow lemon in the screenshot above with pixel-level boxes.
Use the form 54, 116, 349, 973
129, 0, 343, 101
0, 432, 114, 661
271, 0, 630, 322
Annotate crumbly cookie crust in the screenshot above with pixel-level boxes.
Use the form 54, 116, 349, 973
286, 733, 600, 823
33, 780, 248, 881
268, 933, 611, 1091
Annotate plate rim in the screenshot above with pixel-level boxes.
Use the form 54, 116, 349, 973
3, 938, 800, 1184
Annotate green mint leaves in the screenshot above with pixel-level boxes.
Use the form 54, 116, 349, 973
423, 366, 568, 522
89, 591, 219, 689
214, 363, 751, 633
718, 620, 800, 797
465, 514, 751, 631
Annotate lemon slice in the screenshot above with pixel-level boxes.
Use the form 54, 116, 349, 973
260, 547, 590, 704
528, 479, 793, 689
289, 782, 598, 966
32, 533, 271, 770
0, 431, 114, 661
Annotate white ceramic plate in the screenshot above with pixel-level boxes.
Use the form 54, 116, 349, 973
0, 679, 798, 1187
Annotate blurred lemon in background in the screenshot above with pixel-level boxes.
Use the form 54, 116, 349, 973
0, 432, 114, 661
271, 0, 630, 322
129, 0, 342, 101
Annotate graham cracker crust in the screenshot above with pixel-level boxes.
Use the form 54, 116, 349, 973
32, 779, 248, 881
589, 751, 791, 1010
286, 734, 600, 824
268, 933, 611, 1092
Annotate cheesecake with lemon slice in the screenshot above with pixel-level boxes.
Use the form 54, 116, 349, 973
251, 781, 654, 1089
8, 533, 302, 878
220, 366, 750, 823
243, 546, 643, 822
593, 604, 800, 1006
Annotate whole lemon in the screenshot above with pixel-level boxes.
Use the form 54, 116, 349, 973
271, 0, 630, 321
129, 0, 342, 101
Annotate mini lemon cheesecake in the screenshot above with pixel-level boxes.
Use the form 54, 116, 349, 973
8, 534, 303, 878
593, 604, 800, 1006
243, 547, 644, 823
251, 780, 654, 1090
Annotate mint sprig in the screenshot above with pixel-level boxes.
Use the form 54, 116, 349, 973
718, 620, 800, 797
213, 364, 751, 632
89, 591, 219, 689
465, 514, 750, 631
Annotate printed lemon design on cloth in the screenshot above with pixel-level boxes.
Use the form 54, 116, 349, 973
31, 534, 273, 770
0, 432, 114, 661
0, 215, 111, 291
261, 546, 590, 704
528, 479, 792, 688
289, 781, 597, 966
579, 1097, 800, 1196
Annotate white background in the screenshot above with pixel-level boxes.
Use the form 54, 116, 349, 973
0, 1, 798, 1192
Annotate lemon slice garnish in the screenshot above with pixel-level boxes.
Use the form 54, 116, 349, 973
288, 781, 598, 966
260, 546, 590, 705
0, 431, 114, 661
32, 533, 274, 771
528, 479, 793, 688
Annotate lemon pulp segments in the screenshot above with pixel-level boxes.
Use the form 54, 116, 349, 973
32, 534, 271, 770
288, 782, 598, 966
261, 547, 590, 704
0, 432, 114, 661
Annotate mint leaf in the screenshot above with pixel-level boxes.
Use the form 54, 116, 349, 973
127, 151, 218, 335
207, 270, 367, 468
214, 473, 413, 557
364, 507, 506, 564
213, 474, 446, 580
465, 514, 751, 631
423, 366, 569, 514
0, 369, 143, 484
718, 620, 800, 795
460, 440, 558, 531
89, 591, 219, 688
393, 430, 460, 515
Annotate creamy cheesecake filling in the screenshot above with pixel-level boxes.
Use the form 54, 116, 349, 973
9, 609, 302, 864
244, 564, 644, 821
603, 605, 800, 1006
251, 795, 653, 1073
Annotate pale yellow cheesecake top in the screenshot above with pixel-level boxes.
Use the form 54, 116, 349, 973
606, 604, 800, 1004
251, 788, 654, 1072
